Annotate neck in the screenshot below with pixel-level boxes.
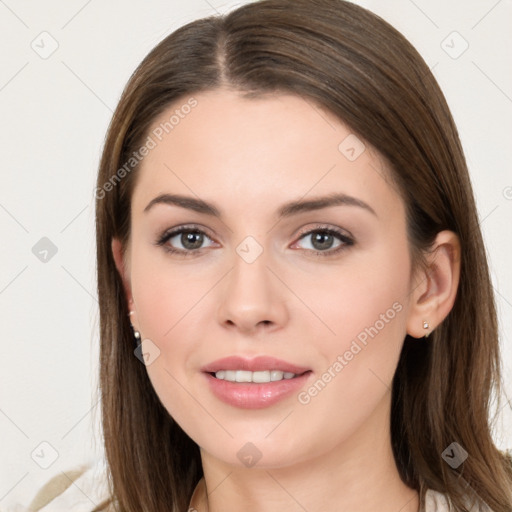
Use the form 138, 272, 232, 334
191, 395, 419, 512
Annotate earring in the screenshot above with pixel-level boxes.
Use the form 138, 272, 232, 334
128, 310, 141, 346
130, 318, 141, 347
423, 320, 430, 338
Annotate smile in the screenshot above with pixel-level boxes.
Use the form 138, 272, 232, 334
212, 369, 298, 382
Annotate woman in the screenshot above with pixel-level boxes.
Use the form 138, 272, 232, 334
28, 0, 512, 511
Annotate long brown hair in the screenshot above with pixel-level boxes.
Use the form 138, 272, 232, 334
93, 1, 512, 510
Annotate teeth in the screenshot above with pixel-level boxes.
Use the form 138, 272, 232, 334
214, 369, 298, 382
270, 370, 284, 381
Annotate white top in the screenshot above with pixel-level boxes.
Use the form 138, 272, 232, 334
8, 457, 496, 512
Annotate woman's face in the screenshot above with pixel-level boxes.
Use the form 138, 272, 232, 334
119, 89, 417, 468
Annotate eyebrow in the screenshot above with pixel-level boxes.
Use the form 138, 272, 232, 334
143, 192, 377, 218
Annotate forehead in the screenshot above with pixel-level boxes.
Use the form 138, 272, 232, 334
131, 89, 403, 222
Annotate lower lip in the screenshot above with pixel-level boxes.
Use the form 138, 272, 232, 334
203, 371, 313, 409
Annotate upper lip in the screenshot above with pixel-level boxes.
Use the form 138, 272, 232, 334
201, 356, 311, 374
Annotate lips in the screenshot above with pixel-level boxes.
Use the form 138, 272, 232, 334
201, 355, 313, 408
200, 355, 311, 375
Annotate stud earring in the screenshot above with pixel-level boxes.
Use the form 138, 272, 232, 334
129, 315, 141, 347
423, 320, 430, 338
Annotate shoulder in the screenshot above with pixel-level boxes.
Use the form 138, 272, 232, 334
424, 489, 451, 511
424, 488, 497, 512
26, 458, 113, 512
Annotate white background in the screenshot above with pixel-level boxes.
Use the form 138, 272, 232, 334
1, 0, 511, 509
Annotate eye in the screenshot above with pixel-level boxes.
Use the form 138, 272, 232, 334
155, 224, 354, 258
292, 226, 354, 256
155, 225, 216, 256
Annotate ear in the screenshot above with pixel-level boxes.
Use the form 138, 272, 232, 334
111, 237, 139, 329
406, 230, 461, 339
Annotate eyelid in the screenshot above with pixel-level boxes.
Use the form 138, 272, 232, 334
294, 223, 354, 242
156, 223, 215, 240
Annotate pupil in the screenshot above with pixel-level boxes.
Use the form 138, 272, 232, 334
182, 231, 203, 249
312, 232, 333, 250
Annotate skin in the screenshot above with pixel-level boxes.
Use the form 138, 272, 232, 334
112, 89, 460, 512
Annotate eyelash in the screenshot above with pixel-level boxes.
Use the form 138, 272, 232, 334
154, 224, 354, 258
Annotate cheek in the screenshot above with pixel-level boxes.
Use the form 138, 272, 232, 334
129, 249, 219, 424
298, 236, 411, 354
294, 240, 410, 414
131, 241, 215, 341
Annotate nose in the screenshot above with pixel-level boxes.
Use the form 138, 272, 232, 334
216, 247, 289, 335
